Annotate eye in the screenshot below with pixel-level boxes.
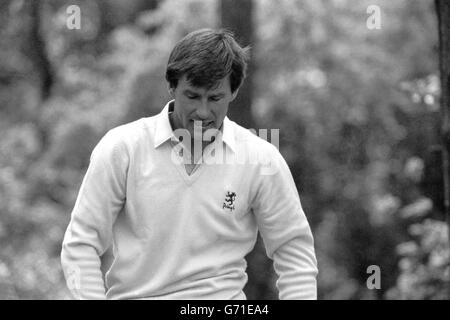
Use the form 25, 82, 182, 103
209, 96, 222, 102
186, 93, 199, 99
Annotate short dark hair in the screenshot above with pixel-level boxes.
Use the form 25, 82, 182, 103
165, 28, 250, 93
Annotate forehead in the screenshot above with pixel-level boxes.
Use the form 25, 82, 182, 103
178, 75, 230, 93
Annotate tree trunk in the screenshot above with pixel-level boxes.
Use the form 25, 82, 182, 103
23, 0, 54, 151
220, 0, 254, 129
220, 0, 277, 300
435, 0, 450, 299
28, 0, 53, 101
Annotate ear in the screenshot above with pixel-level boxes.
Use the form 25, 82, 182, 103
231, 88, 239, 101
168, 85, 175, 98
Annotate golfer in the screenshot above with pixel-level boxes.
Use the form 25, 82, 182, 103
61, 28, 318, 300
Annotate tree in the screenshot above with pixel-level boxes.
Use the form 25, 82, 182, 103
27, 0, 53, 101
220, 0, 277, 299
220, 0, 254, 129
435, 0, 450, 299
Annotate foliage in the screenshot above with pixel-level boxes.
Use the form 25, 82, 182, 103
0, 0, 447, 299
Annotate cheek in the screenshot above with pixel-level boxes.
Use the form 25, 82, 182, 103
215, 102, 229, 118
175, 99, 194, 119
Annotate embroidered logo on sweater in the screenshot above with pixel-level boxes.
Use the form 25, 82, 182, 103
223, 191, 236, 212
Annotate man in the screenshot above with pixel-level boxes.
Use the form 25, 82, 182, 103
61, 28, 318, 300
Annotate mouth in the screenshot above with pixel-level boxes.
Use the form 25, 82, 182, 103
191, 119, 215, 129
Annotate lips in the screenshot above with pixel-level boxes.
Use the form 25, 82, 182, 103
191, 119, 214, 128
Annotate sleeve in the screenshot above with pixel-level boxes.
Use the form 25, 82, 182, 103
60, 130, 128, 299
251, 144, 318, 300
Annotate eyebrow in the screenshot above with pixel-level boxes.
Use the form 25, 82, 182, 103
210, 92, 225, 97
183, 89, 200, 96
183, 89, 225, 97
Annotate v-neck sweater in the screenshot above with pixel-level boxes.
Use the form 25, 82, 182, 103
61, 101, 318, 300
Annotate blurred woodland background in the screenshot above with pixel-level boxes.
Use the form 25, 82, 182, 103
0, 0, 449, 299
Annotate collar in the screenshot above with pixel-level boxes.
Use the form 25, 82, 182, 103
153, 100, 236, 153
221, 117, 236, 153
153, 100, 176, 148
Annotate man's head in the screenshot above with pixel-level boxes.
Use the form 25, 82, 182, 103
165, 28, 250, 138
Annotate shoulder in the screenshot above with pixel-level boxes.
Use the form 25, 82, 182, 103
232, 121, 283, 159
230, 121, 286, 176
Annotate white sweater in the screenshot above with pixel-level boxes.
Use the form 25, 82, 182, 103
61, 101, 318, 299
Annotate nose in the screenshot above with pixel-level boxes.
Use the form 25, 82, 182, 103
196, 99, 211, 120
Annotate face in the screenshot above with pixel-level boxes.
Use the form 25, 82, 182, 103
169, 75, 238, 141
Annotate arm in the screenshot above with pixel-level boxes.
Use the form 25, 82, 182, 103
61, 130, 128, 299
252, 145, 318, 299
